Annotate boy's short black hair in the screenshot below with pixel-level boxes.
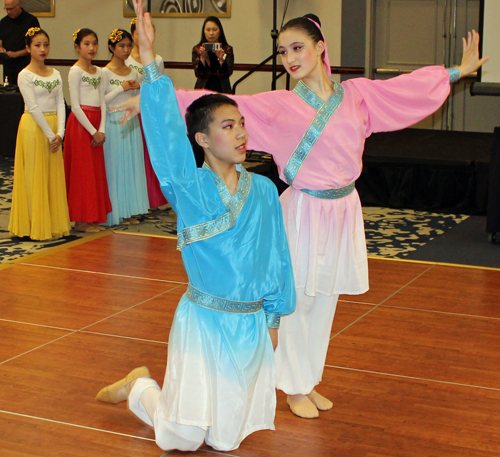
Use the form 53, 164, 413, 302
185, 94, 238, 167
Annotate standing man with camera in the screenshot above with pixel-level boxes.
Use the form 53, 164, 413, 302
0, 0, 39, 85
192, 15, 234, 94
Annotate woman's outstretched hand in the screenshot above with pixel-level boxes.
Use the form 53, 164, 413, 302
110, 95, 141, 126
131, 0, 155, 67
457, 30, 489, 79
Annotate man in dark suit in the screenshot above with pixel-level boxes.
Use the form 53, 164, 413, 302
0, 0, 40, 85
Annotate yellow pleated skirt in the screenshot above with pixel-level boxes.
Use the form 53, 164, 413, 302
8, 113, 71, 240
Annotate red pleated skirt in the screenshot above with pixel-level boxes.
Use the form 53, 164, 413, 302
139, 114, 168, 209
64, 106, 112, 223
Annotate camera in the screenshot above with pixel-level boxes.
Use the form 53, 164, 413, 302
204, 43, 221, 52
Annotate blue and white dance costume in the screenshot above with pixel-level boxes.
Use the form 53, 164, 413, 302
128, 62, 296, 452
102, 67, 149, 226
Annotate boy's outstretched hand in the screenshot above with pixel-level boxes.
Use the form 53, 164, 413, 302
131, 0, 155, 67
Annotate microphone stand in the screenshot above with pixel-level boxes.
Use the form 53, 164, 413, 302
271, 0, 278, 90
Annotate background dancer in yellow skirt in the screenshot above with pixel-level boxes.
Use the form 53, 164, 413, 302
9, 27, 70, 241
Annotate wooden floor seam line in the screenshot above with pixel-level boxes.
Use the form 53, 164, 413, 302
330, 302, 384, 340
326, 365, 500, 392
0, 318, 171, 345
0, 409, 156, 442
0, 331, 77, 366
75, 287, 186, 333
112, 230, 178, 241
0, 317, 76, 331
80, 330, 169, 345
380, 304, 500, 321
20, 263, 189, 284
367, 254, 500, 272
330, 263, 435, 340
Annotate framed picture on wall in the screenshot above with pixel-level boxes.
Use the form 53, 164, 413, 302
123, 0, 231, 18
24, 0, 55, 17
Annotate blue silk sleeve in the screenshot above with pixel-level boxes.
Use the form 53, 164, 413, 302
261, 183, 296, 327
140, 64, 221, 227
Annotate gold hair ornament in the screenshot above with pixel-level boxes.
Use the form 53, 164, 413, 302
130, 18, 138, 27
109, 29, 124, 44
26, 27, 41, 37
73, 29, 81, 42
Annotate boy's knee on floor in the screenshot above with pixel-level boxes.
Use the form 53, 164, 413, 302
155, 419, 206, 452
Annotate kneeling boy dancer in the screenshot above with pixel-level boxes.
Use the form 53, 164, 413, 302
95, 2, 295, 452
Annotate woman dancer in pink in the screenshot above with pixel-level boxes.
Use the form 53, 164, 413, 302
125, 15, 488, 419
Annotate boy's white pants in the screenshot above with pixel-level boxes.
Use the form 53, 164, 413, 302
128, 377, 206, 452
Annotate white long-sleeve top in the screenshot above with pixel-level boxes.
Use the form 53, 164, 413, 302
68, 65, 106, 135
102, 66, 140, 106
18, 68, 66, 141
125, 54, 164, 84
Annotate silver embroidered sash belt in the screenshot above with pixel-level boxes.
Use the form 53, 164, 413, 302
301, 181, 355, 199
24, 111, 57, 116
186, 284, 263, 314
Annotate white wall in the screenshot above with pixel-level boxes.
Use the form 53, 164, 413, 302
481, 0, 500, 83
35, 0, 342, 100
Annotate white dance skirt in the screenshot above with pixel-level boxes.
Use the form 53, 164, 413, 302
155, 295, 277, 451
279, 186, 369, 296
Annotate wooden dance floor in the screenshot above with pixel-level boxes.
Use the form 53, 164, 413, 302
1, 232, 500, 456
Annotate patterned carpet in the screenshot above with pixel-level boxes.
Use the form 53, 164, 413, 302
0, 155, 468, 264
363, 207, 468, 258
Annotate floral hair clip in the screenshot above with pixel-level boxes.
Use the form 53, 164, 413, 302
26, 27, 41, 37
109, 29, 124, 43
130, 17, 138, 27
73, 29, 81, 42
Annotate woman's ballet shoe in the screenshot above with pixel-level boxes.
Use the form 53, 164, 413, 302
122, 217, 140, 225
307, 390, 333, 411
96, 366, 150, 404
74, 224, 100, 233
286, 394, 319, 419
93, 225, 107, 231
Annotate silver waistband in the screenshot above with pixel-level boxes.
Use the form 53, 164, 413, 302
186, 284, 263, 314
301, 182, 355, 199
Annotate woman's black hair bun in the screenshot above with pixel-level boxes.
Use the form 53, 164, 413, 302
303, 13, 321, 27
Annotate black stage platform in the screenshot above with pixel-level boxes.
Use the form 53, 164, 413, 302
357, 128, 495, 215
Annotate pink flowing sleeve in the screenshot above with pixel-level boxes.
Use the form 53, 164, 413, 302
175, 88, 281, 152
176, 88, 212, 116
349, 65, 452, 136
